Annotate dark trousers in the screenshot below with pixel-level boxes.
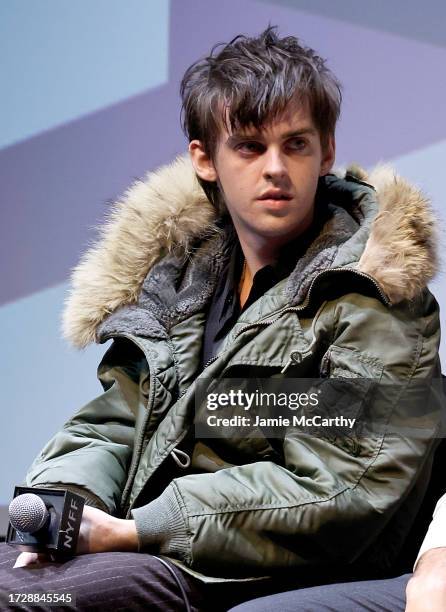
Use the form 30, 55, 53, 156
229, 574, 410, 612
0, 543, 409, 611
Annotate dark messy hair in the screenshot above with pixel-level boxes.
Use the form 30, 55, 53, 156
180, 26, 342, 211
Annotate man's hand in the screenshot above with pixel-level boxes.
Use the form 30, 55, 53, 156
406, 547, 446, 611
14, 506, 138, 568
76, 505, 138, 554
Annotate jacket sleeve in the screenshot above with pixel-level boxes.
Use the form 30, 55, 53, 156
26, 339, 148, 514
131, 292, 442, 576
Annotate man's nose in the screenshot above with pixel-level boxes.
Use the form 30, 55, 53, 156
262, 148, 288, 180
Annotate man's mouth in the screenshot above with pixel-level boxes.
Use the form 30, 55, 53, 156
258, 191, 293, 201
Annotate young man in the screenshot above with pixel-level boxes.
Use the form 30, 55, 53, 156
0, 27, 442, 611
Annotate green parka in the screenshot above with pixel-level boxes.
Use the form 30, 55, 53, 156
26, 157, 442, 582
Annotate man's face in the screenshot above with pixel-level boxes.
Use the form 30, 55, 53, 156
191, 102, 335, 251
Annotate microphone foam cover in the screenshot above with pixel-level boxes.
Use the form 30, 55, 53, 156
9, 493, 49, 533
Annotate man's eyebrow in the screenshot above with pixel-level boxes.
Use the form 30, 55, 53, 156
225, 133, 253, 146
225, 127, 318, 145
281, 127, 318, 138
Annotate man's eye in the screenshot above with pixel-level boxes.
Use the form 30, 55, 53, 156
288, 138, 307, 150
237, 142, 263, 154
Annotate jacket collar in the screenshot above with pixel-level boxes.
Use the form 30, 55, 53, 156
62, 155, 438, 348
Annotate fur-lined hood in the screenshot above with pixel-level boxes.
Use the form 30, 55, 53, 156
62, 155, 438, 349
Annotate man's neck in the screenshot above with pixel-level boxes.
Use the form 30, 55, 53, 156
235, 237, 285, 308
238, 220, 313, 277
241, 242, 278, 278
234, 214, 318, 308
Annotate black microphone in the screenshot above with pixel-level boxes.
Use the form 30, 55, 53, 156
6, 486, 85, 557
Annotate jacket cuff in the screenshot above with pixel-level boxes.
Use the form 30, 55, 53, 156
131, 484, 190, 561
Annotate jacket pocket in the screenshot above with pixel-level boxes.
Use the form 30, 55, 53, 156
320, 345, 384, 380
314, 345, 385, 456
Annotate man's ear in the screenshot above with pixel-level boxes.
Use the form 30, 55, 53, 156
319, 135, 336, 176
189, 140, 218, 182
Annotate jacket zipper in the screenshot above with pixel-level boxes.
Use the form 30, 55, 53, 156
201, 267, 389, 371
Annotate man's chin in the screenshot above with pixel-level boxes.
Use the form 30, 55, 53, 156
248, 220, 307, 240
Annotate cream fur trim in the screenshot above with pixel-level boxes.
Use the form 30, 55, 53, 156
356, 164, 437, 304
62, 155, 216, 348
